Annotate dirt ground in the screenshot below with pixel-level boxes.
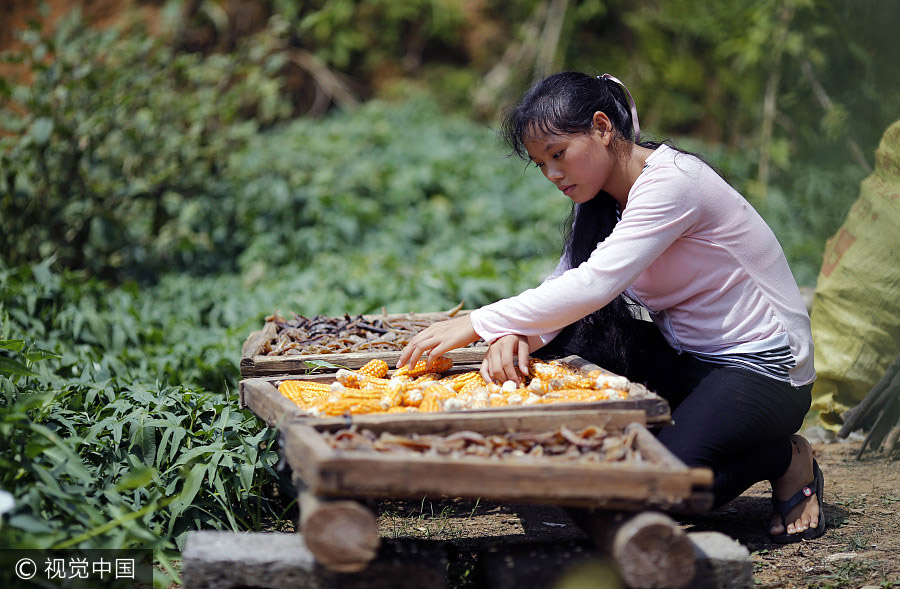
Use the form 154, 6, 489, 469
373, 432, 900, 588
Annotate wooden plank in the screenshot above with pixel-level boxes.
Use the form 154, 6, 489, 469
309, 408, 647, 436
239, 378, 305, 427
283, 422, 698, 510
312, 455, 693, 509
626, 422, 686, 471
240, 346, 488, 377
281, 423, 334, 490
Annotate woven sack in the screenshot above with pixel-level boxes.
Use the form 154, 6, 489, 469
811, 120, 900, 429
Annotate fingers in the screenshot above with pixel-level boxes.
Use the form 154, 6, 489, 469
396, 315, 479, 369
480, 335, 528, 384
517, 338, 531, 376
397, 327, 436, 369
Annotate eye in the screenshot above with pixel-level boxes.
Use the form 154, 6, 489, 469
552, 150, 564, 159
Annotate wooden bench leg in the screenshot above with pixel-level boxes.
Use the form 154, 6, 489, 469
571, 509, 697, 588
295, 478, 380, 573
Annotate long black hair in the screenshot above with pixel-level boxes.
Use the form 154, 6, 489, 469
500, 71, 660, 374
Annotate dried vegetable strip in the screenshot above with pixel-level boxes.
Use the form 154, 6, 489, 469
256, 311, 483, 356
277, 358, 642, 417
320, 425, 643, 463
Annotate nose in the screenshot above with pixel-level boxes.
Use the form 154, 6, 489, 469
545, 164, 564, 181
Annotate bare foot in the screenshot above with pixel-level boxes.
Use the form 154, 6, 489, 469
769, 435, 820, 536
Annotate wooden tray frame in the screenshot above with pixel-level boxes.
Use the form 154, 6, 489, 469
239, 355, 672, 428
281, 415, 712, 512
240, 310, 487, 377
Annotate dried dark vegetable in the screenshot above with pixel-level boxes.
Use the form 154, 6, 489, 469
321, 425, 643, 463
258, 311, 482, 356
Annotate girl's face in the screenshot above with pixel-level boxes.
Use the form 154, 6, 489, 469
523, 113, 616, 204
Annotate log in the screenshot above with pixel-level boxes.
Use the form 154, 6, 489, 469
882, 421, 900, 454
857, 390, 900, 459
582, 510, 697, 589
839, 353, 900, 437
296, 479, 380, 573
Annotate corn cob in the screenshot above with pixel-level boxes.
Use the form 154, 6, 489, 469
279, 379, 330, 395
455, 372, 487, 395
335, 368, 363, 388
336, 368, 391, 391
419, 392, 444, 413
360, 377, 391, 392
319, 399, 383, 416
537, 388, 612, 403
413, 373, 442, 383
358, 358, 389, 379
379, 388, 405, 410
489, 393, 508, 407
529, 359, 578, 381
395, 356, 453, 378
279, 380, 331, 407
421, 383, 454, 398
403, 387, 425, 407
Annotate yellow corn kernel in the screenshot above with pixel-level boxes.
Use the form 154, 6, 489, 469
455, 372, 487, 395
421, 383, 454, 398
538, 388, 611, 403
360, 376, 391, 392
380, 388, 405, 410
279, 380, 332, 407
358, 359, 389, 379
395, 356, 454, 378
320, 399, 383, 416
332, 389, 383, 402
412, 373, 441, 384
547, 374, 597, 390
419, 393, 444, 413
279, 380, 331, 396
442, 371, 479, 392
529, 359, 577, 381
489, 393, 508, 407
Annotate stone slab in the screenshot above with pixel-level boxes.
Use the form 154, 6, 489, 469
181, 531, 447, 589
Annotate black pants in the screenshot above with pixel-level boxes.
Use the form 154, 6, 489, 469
538, 319, 812, 509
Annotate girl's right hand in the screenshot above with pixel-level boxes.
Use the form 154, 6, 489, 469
480, 334, 530, 385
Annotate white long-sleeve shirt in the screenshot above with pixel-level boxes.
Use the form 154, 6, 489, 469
469, 144, 815, 386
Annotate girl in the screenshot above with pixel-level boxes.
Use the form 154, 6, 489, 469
397, 71, 824, 542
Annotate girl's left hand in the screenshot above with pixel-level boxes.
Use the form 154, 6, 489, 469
396, 314, 480, 370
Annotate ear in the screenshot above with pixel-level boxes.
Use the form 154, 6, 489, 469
591, 111, 614, 145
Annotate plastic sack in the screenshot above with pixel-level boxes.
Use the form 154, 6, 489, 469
811, 120, 900, 430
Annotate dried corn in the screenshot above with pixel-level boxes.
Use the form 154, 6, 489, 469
419, 393, 444, 413
529, 359, 578, 380
279, 380, 331, 407
358, 359, 389, 379
395, 356, 453, 378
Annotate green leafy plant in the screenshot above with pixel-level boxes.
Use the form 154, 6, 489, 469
0, 13, 292, 281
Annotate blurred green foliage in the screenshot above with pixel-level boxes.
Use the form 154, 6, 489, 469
0, 14, 293, 280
